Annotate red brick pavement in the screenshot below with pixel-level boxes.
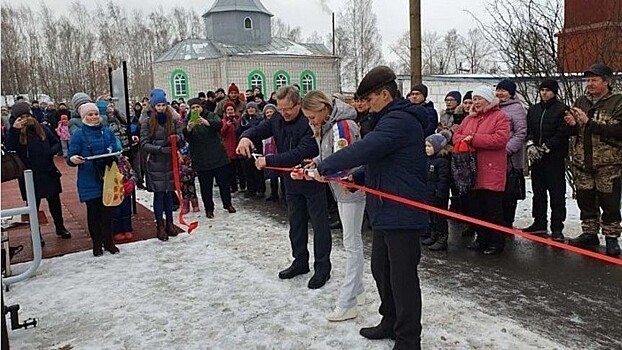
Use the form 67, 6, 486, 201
1, 157, 160, 263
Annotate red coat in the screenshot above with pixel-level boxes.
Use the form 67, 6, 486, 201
453, 102, 510, 192
220, 114, 240, 160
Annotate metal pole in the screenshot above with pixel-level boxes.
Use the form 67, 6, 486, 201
410, 0, 422, 85
332, 12, 336, 56
2, 171, 42, 286
122, 61, 138, 215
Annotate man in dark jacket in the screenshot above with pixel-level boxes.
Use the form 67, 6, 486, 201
408, 84, 437, 136
316, 66, 428, 350
236, 86, 332, 290
523, 79, 569, 241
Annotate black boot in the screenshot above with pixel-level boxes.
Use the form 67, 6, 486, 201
605, 237, 621, 256
421, 231, 437, 246
551, 230, 565, 242
156, 220, 168, 241
429, 232, 448, 251
165, 217, 178, 237
359, 322, 396, 340
522, 222, 547, 235
568, 233, 600, 247
102, 232, 120, 254
91, 232, 103, 257
278, 263, 310, 279
461, 225, 475, 237
55, 226, 72, 239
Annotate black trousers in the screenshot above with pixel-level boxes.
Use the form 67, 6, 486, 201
471, 190, 505, 248
85, 198, 113, 245
286, 190, 332, 276
197, 166, 232, 212
372, 229, 422, 349
242, 158, 265, 194
230, 159, 246, 192
35, 194, 64, 230
531, 159, 566, 231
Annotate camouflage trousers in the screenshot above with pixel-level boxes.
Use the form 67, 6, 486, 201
571, 165, 622, 237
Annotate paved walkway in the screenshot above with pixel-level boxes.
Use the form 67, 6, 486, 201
1, 157, 159, 263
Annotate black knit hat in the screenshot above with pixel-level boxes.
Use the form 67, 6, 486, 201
496, 79, 517, 97
198, 91, 207, 99
12, 101, 32, 118
539, 79, 559, 95
356, 65, 397, 99
411, 84, 428, 98
187, 98, 202, 108
463, 91, 473, 101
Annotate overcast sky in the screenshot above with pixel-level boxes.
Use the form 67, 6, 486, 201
12, 0, 492, 60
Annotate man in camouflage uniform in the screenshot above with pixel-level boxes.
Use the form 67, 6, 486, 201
564, 63, 622, 256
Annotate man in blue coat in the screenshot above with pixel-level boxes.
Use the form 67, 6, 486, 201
316, 66, 428, 350
236, 86, 332, 289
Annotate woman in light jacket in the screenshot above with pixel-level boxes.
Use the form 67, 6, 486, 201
495, 79, 527, 229
453, 86, 510, 255
302, 90, 366, 321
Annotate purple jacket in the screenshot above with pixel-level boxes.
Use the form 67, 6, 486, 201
499, 97, 527, 170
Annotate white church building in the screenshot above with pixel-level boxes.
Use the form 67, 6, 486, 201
152, 0, 340, 99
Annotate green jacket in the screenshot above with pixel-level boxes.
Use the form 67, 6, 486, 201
184, 112, 230, 171
569, 91, 622, 170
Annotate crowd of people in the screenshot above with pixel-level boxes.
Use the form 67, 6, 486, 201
1, 62, 620, 350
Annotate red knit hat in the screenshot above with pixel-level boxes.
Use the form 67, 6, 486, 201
224, 101, 236, 112
228, 83, 239, 93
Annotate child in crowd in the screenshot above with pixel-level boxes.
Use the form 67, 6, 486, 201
55, 114, 71, 157
113, 155, 137, 243
422, 131, 452, 251
179, 145, 200, 214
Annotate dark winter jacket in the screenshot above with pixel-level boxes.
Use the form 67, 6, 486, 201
185, 112, 230, 171
425, 148, 451, 207
67, 124, 120, 202
526, 97, 569, 161
569, 91, 622, 170
415, 100, 437, 136
31, 107, 46, 124
236, 113, 264, 151
240, 109, 321, 195
202, 100, 217, 113
6, 125, 62, 201
317, 98, 430, 231
355, 111, 375, 138
140, 109, 184, 192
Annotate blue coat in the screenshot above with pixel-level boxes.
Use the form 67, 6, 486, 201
67, 124, 120, 202
317, 98, 429, 231
240, 110, 322, 195
418, 100, 437, 137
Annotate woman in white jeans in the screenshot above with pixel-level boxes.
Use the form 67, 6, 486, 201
301, 90, 366, 322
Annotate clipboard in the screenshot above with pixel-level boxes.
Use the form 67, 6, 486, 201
83, 151, 122, 161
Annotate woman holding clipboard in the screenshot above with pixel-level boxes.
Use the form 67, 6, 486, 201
67, 102, 122, 257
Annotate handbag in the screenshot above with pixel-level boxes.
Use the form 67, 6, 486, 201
1, 149, 26, 182
505, 159, 526, 200
451, 141, 477, 195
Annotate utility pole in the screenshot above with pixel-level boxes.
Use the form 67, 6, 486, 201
410, 0, 422, 85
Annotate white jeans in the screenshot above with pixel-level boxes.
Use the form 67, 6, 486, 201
336, 200, 366, 309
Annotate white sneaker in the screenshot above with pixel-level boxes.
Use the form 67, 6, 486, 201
326, 306, 358, 322
356, 293, 366, 306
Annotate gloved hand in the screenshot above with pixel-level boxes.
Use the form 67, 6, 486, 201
540, 143, 550, 155
160, 146, 172, 154
526, 141, 543, 164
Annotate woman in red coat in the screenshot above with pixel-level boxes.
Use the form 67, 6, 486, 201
453, 86, 511, 255
220, 102, 245, 193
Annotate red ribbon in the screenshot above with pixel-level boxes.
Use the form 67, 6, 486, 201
170, 135, 198, 234
262, 165, 622, 266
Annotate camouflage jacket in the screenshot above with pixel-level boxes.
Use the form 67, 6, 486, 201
569, 91, 622, 169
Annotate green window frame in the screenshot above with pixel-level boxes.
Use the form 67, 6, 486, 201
170, 69, 189, 98
247, 70, 266, 94
273, 70, 290, 91
299, 70, 317, 96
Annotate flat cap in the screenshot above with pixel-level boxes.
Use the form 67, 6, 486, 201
356, 65, 397, 99
584, 63, 613, 78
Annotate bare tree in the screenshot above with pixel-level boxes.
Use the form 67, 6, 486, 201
336, 0, 383, 89
272, 18, 302, 41
421, 31, 442, 75
389, 31, 410, 74
305, 31, 325, 44
460, 28, 494, 74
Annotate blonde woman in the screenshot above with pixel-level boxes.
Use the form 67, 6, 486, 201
301, 90, 366, 321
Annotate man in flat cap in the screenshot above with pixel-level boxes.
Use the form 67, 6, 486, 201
315, 66, 429, 349
564, 63, 622, 256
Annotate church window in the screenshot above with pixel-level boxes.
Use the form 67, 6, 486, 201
247, 70, 266, 94
244, 17, 252, 29
273, 70, 290, 91
171, 69, 188, 98
299, 70, 316, 95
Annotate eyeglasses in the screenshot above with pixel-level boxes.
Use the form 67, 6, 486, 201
444, 98, 457, 102
278, 103, 299, 113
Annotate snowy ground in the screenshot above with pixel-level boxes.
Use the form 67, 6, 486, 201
4, 180, 580, 349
